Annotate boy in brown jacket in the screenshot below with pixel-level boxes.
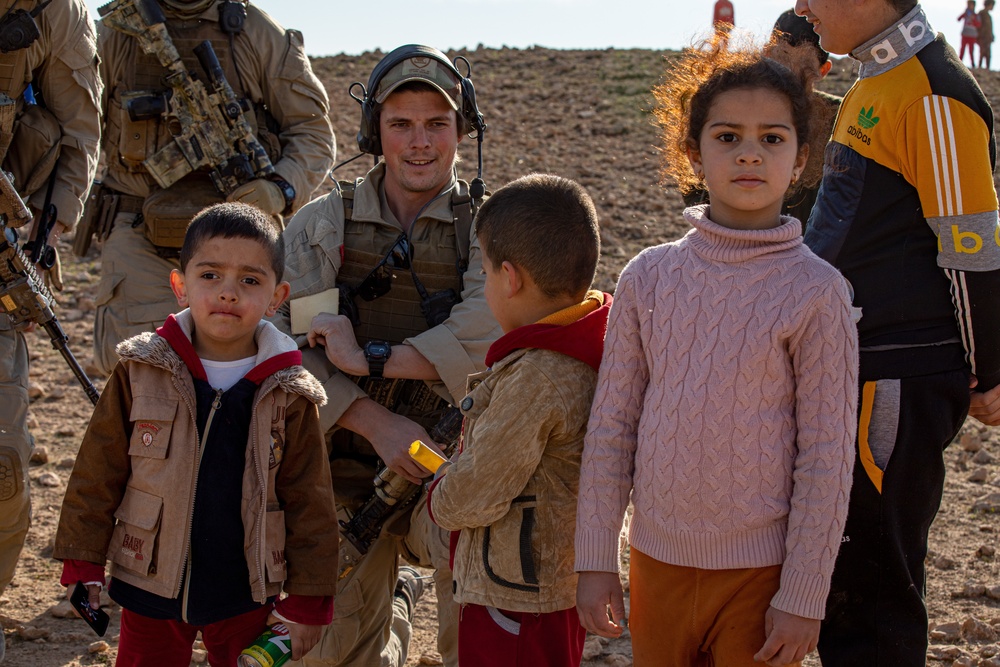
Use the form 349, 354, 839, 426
54, 203, 339, 666
426, 174, 611, 667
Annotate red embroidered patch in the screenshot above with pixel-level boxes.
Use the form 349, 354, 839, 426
136, 422, 161, 447
121, 533, 145, 561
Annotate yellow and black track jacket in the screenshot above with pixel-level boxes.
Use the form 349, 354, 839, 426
806, 5, 1000, 389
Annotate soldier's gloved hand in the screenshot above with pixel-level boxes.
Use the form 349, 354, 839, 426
44, 245, 63, 292
227, 179, 286, 216
47, 219, 69, 246
41, 220, 67, 291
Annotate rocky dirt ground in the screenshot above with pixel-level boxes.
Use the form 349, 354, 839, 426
2, 46, 999, 667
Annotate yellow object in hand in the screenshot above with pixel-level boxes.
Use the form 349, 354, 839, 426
409, 440, 449, 474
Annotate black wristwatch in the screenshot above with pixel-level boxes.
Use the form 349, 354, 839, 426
363, 340, 392, 378
267, 175, 296, 214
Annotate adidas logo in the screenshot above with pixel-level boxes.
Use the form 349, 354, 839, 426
857, 106, 880, 129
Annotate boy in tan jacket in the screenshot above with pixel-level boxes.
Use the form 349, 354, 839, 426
55, 204, 338, 665
426, 174, 611, 667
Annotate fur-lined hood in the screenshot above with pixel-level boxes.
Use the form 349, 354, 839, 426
116, 310, 327, 405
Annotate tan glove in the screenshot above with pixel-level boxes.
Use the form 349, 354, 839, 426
44, 245, 63, 292
226, 179, 286, 216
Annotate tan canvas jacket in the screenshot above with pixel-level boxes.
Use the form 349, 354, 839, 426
427, 347, 597, 613
54, 315, 339, 602
276, 162, 501, 431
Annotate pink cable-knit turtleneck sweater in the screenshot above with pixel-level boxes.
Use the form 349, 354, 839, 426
575, 206, 859, 620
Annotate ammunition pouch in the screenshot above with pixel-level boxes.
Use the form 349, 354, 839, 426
114, 91, 157, 172
141, 175, 220, 249
4, 104, 60, 200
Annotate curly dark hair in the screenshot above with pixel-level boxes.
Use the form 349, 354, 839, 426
654, 34, 821, 196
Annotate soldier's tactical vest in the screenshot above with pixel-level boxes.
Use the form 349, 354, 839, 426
0, 8, 27, 164
0, 0, 61, 199
0, 0, 32, 108
114, 12, 258, 175
338, 182, 471, 345
328, 181, 477, 475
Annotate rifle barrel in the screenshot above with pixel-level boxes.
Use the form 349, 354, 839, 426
42, 319, 100, 405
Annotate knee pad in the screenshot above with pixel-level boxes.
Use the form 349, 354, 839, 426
0, 446, 23, 502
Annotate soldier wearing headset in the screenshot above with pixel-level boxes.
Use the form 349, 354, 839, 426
275, 45, 500, 667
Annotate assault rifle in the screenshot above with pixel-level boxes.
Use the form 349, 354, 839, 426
0, 170, 99, 405
338, 406, 464, 581
97, 0, 274, 194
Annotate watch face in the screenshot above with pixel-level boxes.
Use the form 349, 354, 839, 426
366, 342, 390, 359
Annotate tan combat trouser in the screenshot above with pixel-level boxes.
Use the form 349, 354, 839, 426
404, 494, 458, 667
295, 495, 457, 667
93, 213, 180, 375
0, 323, 32, 595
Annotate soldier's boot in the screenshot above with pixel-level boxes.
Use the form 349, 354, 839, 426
394, 566, 428, 621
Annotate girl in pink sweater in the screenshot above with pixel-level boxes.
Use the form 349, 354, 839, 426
574, 39, 859, 667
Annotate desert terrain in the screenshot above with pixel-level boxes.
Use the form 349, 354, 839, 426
1, 46, 999, 666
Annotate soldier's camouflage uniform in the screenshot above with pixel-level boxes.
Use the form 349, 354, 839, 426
276, 162, 501, 667
92, 0, 335, 374
0, 0, 101, 603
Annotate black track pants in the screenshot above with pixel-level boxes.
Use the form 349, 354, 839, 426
818, 369, 969, 666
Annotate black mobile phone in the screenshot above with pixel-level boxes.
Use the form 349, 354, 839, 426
70, 581, 110, 637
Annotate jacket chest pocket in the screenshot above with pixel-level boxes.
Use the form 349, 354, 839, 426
108, 486, 163, 577
481, 495, 541, 593
129, 396, 177, 459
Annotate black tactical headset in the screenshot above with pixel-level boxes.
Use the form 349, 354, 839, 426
351, 46, 487, 198
352, 44, 486, 157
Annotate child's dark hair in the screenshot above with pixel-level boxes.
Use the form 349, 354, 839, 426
475, 174, 600, 299
180, 202, 285, 282
773, 9, 830, 65
654, 34, 818, 196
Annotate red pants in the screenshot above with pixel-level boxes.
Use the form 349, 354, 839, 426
116, 605, 271, 667
458, 602, 585, 667
960, 35, 978, 61
630, 548, 797, 667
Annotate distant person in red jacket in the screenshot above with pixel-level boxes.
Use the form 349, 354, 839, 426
714, 0, 735, 30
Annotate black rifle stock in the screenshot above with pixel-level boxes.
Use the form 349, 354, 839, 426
98, 0, 274, 194
0, 170, 99, 405
338, 406, 464, 580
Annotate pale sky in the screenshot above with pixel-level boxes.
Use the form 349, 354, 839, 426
88, 1, 980, 61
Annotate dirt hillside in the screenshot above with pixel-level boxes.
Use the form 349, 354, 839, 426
2, 47, 999, 667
